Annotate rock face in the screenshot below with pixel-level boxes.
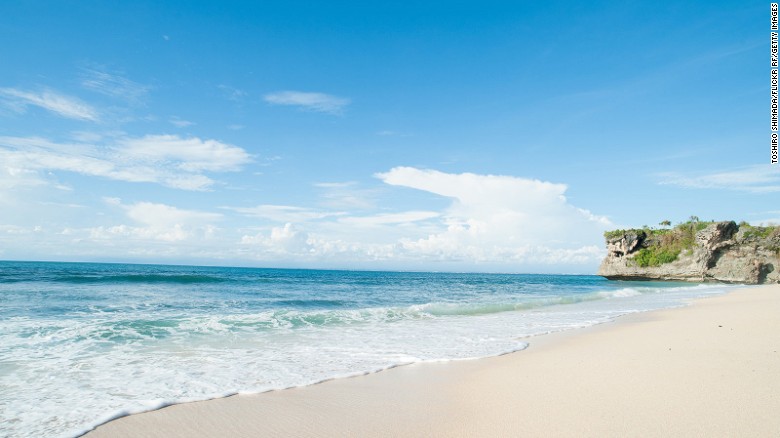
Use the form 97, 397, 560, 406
598, 221, 780, 284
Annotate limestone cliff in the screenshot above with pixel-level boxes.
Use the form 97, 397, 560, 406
598, 221, 780, 284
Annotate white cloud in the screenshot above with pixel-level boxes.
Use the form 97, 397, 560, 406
0, 161, 610, 272
0, 200, 225, 260
228, 205, 343, 222
0, 134, 252, 191
169, 117, 194, 128
264, 91, 350, 114
241, 223, 314, 254
80, 68, 150, 103
91, 200, 222, 242
70, 131, 106, 143
0, 87, 98, 121
123, 201, 222, 227
373, 167, 611, 264
314, 182, 355, 189
339, 211, 440, 226
314, 181, 378, 209
118, 135, 250, 172
747, 210, 780, 226
0, 165, 47, 203
658, 165, 780, 193
240, 224, 393, 262
238, 168, 611, 270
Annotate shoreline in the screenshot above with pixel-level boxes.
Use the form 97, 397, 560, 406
85, 284, 780, 437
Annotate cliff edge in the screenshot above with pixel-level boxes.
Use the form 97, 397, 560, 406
598, 221, 780, 284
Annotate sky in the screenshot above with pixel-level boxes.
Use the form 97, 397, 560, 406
0, 0, 772, 273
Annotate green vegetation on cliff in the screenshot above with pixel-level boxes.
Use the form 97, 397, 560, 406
739, 222, 780, 240
600, 220, 780, 284
633, 247, 680, 267
603, 219, 715, 267
604, 220, 780, 268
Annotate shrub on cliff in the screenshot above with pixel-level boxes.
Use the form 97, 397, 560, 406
634, 247, 681, 267
604, 218, 716, 267
739, 223, 780, 241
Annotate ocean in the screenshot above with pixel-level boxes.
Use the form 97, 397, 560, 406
0, 261, 738, 438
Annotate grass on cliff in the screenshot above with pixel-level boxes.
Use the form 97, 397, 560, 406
604, 219, 715, 267
738, 222, 780, 240
739, 223, 780, 256
633, 247, 680, 267
606, 220, 780, 266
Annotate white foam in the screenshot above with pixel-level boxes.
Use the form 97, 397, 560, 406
0, 282, 740, 438
599, 287, 642, 298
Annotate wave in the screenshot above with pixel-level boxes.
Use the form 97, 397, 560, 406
410, 286, 660, 317
39, 284, 717, 341
0, 266, 740, 438
0, 273, 228, 285
232, 283, 728, 327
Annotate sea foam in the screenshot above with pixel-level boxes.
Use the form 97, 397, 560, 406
0, 262, 738, 438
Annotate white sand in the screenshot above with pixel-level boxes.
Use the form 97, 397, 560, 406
85, 285, 780, 437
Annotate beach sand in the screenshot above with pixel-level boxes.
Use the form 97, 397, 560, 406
85, 284, 780, 437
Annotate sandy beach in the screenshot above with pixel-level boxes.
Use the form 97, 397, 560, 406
85, 284, 780, 437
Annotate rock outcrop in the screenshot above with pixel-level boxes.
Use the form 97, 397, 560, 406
598, 221, 780, 284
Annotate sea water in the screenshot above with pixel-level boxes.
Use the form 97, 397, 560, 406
0, 261, 738, 437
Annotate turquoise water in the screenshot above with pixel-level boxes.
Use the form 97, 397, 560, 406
0, 261, 737, 437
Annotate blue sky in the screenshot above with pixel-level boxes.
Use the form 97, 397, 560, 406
0, 1, 772, 273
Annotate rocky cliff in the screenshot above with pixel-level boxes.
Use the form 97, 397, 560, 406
598, 221, 780, 284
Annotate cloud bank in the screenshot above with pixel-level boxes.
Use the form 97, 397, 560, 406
374, 167, 610, 262
1, 160, 610, 271
90, 199, 222, 243
237, 167, 611, 270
